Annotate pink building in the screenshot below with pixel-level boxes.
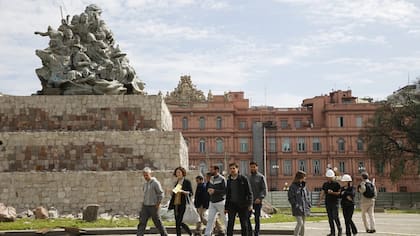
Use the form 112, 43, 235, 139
166, 76, 420, 192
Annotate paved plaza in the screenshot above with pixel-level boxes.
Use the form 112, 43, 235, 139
106, 212, 420, 236
1, 212, 419, 235
266, 212, 420, 236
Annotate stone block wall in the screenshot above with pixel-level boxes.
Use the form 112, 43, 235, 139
0, 95, 172, 132
0, 94, 189, 214
0, 131, 188, 172
0, 171, 198, 215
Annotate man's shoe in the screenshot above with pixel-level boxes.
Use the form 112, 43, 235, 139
337, 228, 342, 236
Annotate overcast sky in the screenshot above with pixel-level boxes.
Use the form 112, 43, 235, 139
1, 0, 419, 107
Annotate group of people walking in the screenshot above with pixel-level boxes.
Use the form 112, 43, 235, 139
137, 161, 267, 236
136, 164, 376, 236
288, 169, 377, 236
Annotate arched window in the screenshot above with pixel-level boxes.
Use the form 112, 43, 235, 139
357, 138, 364, 152
216, 138, 224, 153
182, 117, 188, 130
199, 161, 208, 176
199, 117, 205, 130
199, 139, 206, 153
216, 116, 222, 129
337, 138, 345, 152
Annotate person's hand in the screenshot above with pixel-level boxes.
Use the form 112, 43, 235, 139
224, 210, 228, 214
155, 203, 161, 209
208, 188, 215, 195
248, 206, 253, 212
255, 198, 261, 204
182, 190, 189, 195
327, 189, 333, 194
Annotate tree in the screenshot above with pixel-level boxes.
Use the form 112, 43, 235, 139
360, 91, 420, 182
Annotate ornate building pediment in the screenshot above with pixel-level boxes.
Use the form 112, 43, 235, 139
165, 75, 206, 104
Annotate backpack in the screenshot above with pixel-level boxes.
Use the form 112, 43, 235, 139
363, 182, 375, 198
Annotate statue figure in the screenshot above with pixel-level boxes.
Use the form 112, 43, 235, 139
207, 90, 213, 101
34, 4, 145, 95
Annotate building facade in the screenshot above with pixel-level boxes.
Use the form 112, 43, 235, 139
166, 76, 420, 192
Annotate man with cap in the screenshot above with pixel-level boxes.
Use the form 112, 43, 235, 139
319, 168, 342, 236
358, 172, 377, 233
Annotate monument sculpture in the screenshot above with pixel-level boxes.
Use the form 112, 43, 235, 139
0, 4, 192, 215
34, 4, 145, 95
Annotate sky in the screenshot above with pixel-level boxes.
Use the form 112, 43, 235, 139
1, 0, 420, 107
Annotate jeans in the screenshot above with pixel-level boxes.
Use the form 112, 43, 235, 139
294, 216, 306, 236
247, 203, 262, 236
137, 205, 168, 236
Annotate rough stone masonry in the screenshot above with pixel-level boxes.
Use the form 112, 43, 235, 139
0, 94, 190, 215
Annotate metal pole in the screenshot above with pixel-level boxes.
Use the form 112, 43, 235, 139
263, 126, 267, 179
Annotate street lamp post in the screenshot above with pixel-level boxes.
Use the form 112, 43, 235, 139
262, 121, 276, 189
263, 125, 267, 178
358, 165, 365, 173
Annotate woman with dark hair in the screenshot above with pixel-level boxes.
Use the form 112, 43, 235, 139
340, 174, 358, 236
169, 166, 193, 236
288, 170, 311, 236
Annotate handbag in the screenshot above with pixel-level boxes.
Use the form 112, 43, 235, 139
182, 195, 200, 224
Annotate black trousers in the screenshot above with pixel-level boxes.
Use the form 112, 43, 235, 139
326, 203, 342, 234
247, 203, 262, 236
174, 205, 191, 236
342, 205, 357, 236
227, 203, 250, 236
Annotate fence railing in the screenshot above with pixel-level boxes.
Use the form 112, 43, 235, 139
266, 191, 420, 209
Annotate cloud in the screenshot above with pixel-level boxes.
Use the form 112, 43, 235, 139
275, 0, 420, 27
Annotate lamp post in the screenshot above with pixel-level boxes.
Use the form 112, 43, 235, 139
263, 125, 267, 178
358, 165, 365, 173
262, 121, 276, 188
271, 164, 279, 190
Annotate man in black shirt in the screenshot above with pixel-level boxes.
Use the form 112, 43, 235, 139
319, 169, 342, 236
225, 163, 253, 236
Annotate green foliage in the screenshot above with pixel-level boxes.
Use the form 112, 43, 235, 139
361, 91, 420, 181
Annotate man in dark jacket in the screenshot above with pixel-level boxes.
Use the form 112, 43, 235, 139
194, 175, 209, 236
247, 161, 267, 236
225, 163, 253, 236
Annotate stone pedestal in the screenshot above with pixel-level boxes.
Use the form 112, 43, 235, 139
0, 95, 189, 214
